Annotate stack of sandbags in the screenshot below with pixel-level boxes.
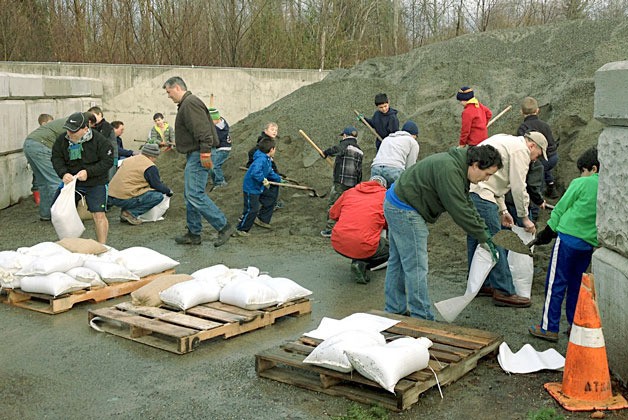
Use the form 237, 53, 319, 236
0, 240, 180, 297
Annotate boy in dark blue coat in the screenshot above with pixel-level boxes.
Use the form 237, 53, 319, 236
234, 138, 282, 236
365, 93, 399, 151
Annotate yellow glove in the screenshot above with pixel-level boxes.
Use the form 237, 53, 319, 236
262, 178, 270, 188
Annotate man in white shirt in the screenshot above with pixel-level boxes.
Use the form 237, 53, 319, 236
370, 120, 420, 188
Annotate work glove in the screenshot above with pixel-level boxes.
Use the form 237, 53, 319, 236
166, 190, 174, 197
534, 225, 557, 246
200, 152, 213, 169
481, 239, 499, 264
355, 113, 365, 121
262, 178, 270, 188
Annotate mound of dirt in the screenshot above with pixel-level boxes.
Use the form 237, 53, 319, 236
157, 19, 627, 245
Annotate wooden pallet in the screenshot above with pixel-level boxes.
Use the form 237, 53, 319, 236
4, 269, 175, 314
88, 298, 312, 354
255, 310, 502, 411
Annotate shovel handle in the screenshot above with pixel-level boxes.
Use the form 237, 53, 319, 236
486, 105, 512, 128
354, 110, 383, 142
298, 130, 334, 168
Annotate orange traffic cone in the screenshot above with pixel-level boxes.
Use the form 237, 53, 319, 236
544, 273, 628, 411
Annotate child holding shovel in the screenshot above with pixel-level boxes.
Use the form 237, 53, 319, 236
528, 146, 599, 342
233, 138, 282, 237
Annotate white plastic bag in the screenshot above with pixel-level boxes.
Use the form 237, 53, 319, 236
219, 278, 279, 310
51, 178, 85, 239
191, 264, 235, 288
257, 275, 312, 305
83, 260, 140, 283
116, 247, 179, 277
344, 337, 433, 393
138, 195, 170, 222
303, 330, 386, 373
16, 253, 84, 276
159, 278, 221, 310
508, 226, 535, 299
66, 266, 106, 287
20, 272, 91, 297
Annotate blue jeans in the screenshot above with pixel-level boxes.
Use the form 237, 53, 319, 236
210, 149, 230, 185
467, 193, 516, 295
541, 153, 559, 185
370, 165, 402, 189
184, 151, 228, 235
383, 200, 434, 320
109, 191, 164, 217
23, 139, 62, 219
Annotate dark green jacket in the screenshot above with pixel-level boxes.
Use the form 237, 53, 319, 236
25, 118, 67, 148
174, 91, 218, 154
394, 147, 489, 242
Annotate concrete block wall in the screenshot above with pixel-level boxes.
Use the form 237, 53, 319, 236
0, 72, 103, 208
592, 60, 628, 385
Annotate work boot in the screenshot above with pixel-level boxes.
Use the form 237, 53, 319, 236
351, 260, 369, 284
214, 222, 235, 247
175, 230, 201, 245
492, 291, 531, 308
120, 210, 142, 226
320, 229, 332, 238
254, 218, 272, 229
545, 183, 559, 199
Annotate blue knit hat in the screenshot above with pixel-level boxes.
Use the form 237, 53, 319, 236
402, 120, 419, 136
340, 126, 358, 137
456, 86, 474, 101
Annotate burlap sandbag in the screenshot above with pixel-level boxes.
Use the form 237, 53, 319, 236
56, 237, 108, 255
131, 274, 193, 307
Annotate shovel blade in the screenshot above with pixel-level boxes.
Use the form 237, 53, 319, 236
492, 229, 533, 256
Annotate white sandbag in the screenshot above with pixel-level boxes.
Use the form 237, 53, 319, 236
17, 242, 70, 257
303, 330, 386, 373
344, 337, 433, 393
138, 195, 170, 222
95, 246, 122, 263
16, 253, 84, 276
159, 278, 221, 310
219, 278, 279, 310
508, 226, 535, 299
51, 177, 85, 239
65, 266, 106, 287
116, 247, 179, 277
0, 251, 35, 271
0, 269, 21, 289
20, 272, 91, 297
83, 260, 140, 283
191, 264, 235, 288
257, 275, 312, 304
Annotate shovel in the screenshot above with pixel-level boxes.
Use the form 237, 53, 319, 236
491, 229, 534, 256
267, 181, 326, 198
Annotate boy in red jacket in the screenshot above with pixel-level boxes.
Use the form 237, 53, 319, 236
329, 176, 388, 284
457, 86, 492, 146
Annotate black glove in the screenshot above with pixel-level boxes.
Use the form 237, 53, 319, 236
166, 190, 174, 197
535, 225, 557, 245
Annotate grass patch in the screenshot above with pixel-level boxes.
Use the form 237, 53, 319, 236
331, 403, 389, 420
527, 407, 565, 420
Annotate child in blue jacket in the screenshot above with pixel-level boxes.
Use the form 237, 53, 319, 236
234, 138, 282, 236
528, 147, 599, 342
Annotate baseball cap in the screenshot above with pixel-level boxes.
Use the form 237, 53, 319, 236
64, 112, 88, 132
524, 131, 548, 160
340, 126, 358, 137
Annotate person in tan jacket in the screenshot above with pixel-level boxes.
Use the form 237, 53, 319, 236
108, 143, 172, 225
468, 131, 548, 308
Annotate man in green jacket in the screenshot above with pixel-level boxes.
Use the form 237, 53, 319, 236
384, 145, 502, 320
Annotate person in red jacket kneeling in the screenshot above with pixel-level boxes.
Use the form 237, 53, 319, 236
329, 175, 389, 284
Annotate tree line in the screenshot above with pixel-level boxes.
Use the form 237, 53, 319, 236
1, 0, 625, 69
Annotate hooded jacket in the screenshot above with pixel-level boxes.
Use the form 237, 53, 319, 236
323, 136, 363, 187
459, 100, 492, 146
243, 149, 281, 194
330, 180, 387, 259
371, 130, 419, 170
393, 146, 489, 242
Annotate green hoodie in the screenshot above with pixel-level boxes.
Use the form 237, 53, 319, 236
548, 173, 598, 246
394, 147, 489, 242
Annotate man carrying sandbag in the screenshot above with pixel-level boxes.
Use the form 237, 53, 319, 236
108, 143, 173, 225
51, 112, 113, 243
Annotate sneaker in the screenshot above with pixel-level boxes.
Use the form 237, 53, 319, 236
120, 210, 142, 226
231, 229, 250, 237
274, 200, 285, 210
175, 230, 201, 245
213, 181, 228, 188
351, 261, 370, 284
545, 183, 559, 199
528, 325, 559, 342
39, 216, 51, 222
254, 219, 272, 229
320, 229, 332, 238
214, 222, 235, 247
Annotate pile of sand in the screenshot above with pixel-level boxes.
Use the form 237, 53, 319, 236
157, 19, 628, 237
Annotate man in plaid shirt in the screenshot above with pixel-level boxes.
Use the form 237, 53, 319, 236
320, 126, 364, 237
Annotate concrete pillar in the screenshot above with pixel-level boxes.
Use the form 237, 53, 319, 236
592, 60, 628, 385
